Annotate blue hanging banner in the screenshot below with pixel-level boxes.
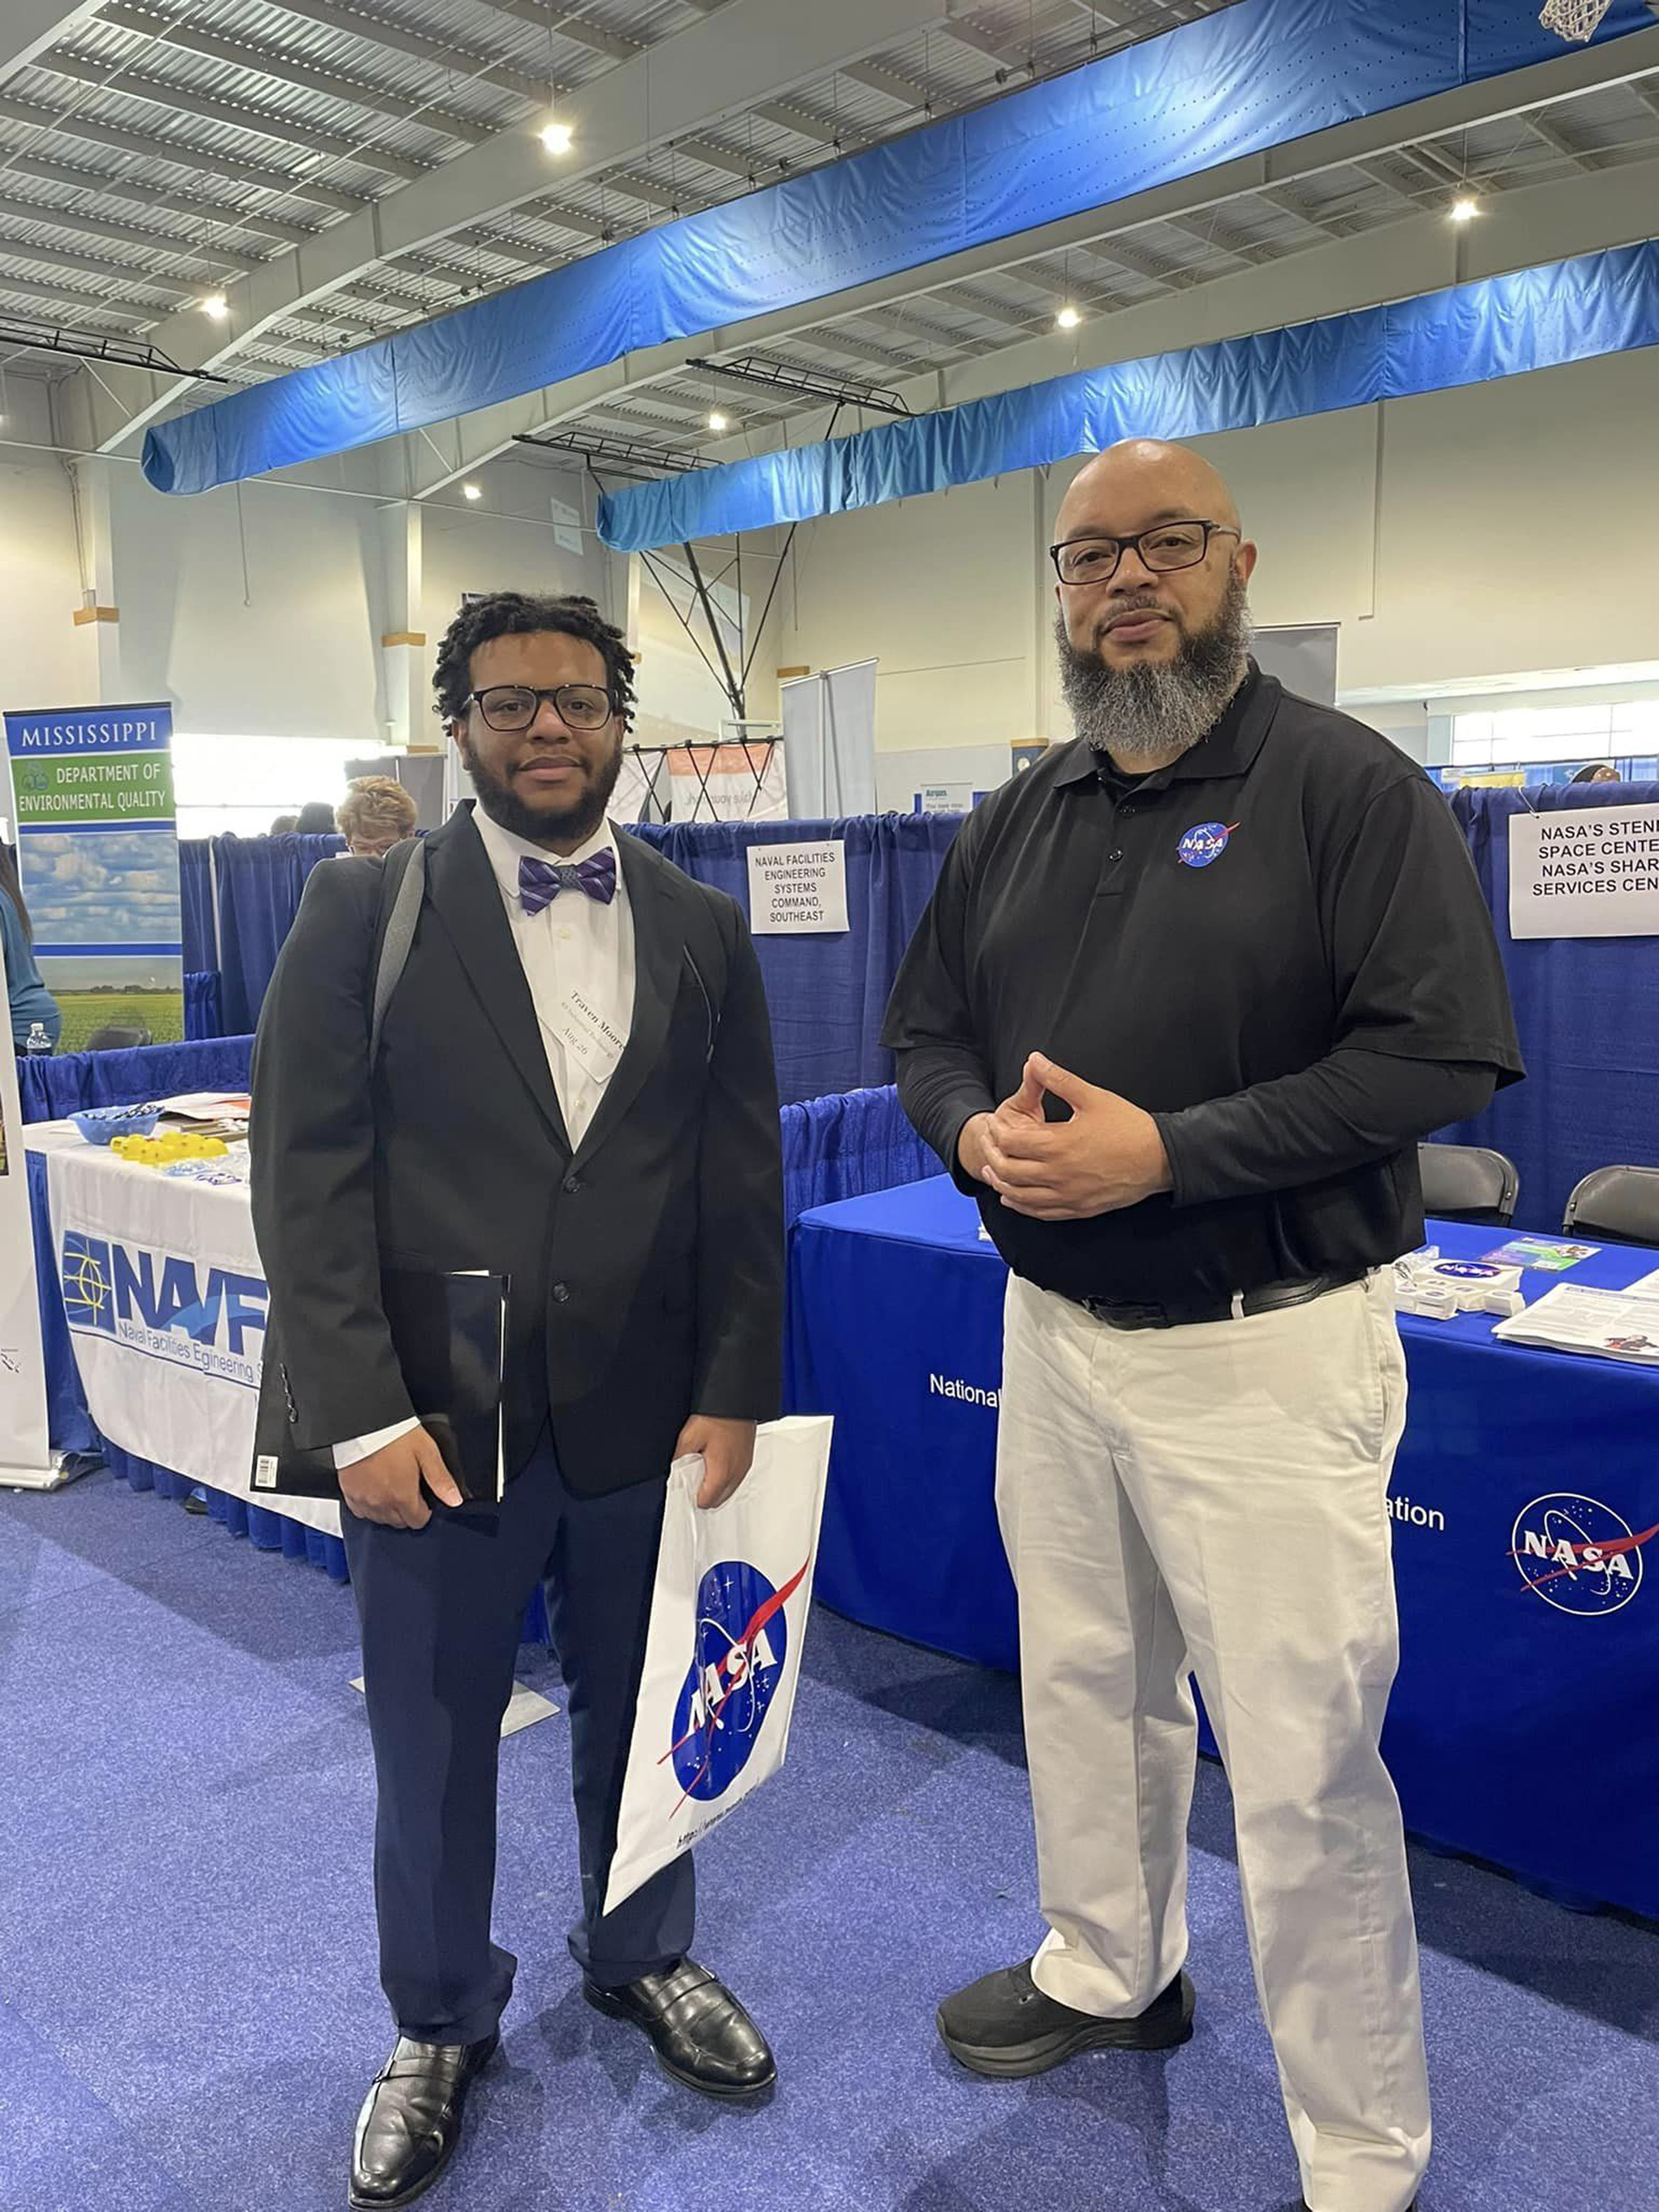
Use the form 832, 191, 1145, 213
596, 241, 1659, 551
140, 0, 1659, 497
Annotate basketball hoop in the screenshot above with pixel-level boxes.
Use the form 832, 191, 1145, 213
1538, 0, 1613, 43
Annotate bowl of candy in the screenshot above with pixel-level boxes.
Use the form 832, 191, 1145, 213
111, 1131, 230, 1170
71, 1103, 160, 1144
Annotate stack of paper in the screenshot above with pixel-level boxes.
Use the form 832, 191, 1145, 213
1493, 1285, 1659, 1365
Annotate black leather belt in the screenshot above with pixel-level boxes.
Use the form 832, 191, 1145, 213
1075, 1270, 1366, 1332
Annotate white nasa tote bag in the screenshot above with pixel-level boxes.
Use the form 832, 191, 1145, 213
604, 1415, 833, 1914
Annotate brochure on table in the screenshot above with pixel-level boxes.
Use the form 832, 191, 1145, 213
1494, 1285, 1659, 1365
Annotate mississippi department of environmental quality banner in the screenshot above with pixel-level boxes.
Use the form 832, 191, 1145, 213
2, 702, 183, 1048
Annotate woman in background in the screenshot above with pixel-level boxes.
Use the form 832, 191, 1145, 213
335, 775, 418, 858
0, 842, 61, 1052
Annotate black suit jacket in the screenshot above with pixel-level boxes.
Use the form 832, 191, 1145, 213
249, 805, 784, 1495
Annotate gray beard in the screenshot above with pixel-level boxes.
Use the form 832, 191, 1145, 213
1054, 575, 1253, 763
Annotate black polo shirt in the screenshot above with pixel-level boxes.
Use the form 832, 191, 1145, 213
881, 667, 1524, 1307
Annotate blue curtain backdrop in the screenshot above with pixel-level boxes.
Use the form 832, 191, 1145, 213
1436, 784, 1659, 1231
633, 816, 960, 1102
211, 833, 342, 1035
180, 841, 214, 973
779, 1083, 937, 1228
163, 820, 956, 1104
184, 971, 223, 1039
27, 798, 1659, 1223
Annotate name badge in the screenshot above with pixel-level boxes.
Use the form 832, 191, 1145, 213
551, 986, 627, 1084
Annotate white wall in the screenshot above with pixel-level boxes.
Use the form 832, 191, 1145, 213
0, 379, 97, 713
777, 472, 1037, 756
420, 472, 613, 639
0, 419, 619, 749
774, 347, 1659, 755
109, 468, 382, 739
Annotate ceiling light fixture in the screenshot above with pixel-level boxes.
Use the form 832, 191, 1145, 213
462, 481, 483, 501
540, 118, 573, 156
707, 408, 730, 432
1055, 303, 1082, 330
200, 291, 230, 320
1449, 194, 1480, 223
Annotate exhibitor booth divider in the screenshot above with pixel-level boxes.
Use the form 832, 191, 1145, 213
24, 788, 1659, 1229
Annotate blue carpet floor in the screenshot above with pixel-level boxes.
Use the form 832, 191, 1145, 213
2, 1469, 1655, 2212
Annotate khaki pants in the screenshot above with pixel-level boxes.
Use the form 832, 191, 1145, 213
996, 1271, 1429, 2212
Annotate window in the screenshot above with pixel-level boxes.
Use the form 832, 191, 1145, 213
1451, 700, 1659, 774
171, 734, 373, 838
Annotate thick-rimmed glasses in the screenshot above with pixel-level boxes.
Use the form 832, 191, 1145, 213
468, 683, 614, 733
1050, 520, 1239, 587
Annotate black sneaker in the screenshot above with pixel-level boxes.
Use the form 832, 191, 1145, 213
937, 1958, 1194, 2078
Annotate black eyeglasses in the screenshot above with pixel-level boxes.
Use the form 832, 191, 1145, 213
468, 683, 615, 733
1050, 520, 1239, 587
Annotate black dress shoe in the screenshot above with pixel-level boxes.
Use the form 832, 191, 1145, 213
585, 1959, 776, 2099
937, 1958, 1195, 2078
349, 2032, 498, 2209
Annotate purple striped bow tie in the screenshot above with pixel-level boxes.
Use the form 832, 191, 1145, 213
518, 850, 617, 914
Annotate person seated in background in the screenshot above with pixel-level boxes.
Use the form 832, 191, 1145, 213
1570, 763, 1620, 784
295, 801, 338, 834
271, 812, 300, 834
1, 841, 61, 1053
337, 775, 419, 858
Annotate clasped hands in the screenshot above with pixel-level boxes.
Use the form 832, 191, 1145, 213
959, 1053, 1172, 1222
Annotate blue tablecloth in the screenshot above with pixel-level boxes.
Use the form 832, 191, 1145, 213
787, 1178, 1659, 1917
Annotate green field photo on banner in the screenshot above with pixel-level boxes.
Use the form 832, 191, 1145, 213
3, 704, 184, 1051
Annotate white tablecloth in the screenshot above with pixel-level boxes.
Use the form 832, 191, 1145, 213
25, 1123, 341, 1539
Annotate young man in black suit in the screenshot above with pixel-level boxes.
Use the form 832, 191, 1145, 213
250, 592, 785, 2209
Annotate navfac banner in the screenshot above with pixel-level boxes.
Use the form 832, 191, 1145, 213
2, 703, 184, 1048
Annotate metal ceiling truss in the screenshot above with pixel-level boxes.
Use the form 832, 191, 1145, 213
513, 427, 712, 477
0, 313, 229, 378
685, 353, 913, 416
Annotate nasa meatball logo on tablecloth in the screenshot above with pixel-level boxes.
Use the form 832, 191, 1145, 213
1510, 1492, 1653, 1617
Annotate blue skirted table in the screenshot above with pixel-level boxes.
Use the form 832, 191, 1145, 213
26, 1083, 934, 1619
787, 1176, 1659, 1920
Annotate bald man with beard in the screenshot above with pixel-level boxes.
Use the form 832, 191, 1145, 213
883, 441, 1524, 2212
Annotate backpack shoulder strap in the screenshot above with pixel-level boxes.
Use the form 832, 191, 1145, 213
368, 837, 426, 1064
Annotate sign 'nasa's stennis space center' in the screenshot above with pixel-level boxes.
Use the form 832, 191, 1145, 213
1508, 805, 1659, 940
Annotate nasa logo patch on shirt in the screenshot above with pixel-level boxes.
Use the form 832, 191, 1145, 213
1177, 820, 1239, 869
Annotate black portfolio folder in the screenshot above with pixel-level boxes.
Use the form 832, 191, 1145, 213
251, 1270, 507, 1507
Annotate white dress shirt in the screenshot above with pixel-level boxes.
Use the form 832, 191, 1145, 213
333, 806, 636, 1471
